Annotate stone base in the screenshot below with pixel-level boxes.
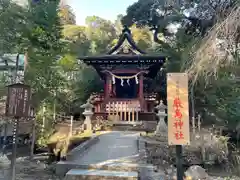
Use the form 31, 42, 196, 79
65, 169, 138, 180
56, 161, 143, 177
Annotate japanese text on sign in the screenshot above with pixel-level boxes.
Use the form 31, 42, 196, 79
167, 73, 190, 145
5, 84, 31, 117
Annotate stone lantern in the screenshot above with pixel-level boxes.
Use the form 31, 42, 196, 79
155, 100, 167, 136
81, 100, 94, 133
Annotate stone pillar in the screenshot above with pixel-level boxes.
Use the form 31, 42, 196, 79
155, 100, 167, 136
81, 101, 94, 134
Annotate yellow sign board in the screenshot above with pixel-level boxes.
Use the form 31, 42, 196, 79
167, 73, 190, 145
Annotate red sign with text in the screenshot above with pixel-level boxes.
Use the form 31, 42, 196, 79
167, 73, 190, 145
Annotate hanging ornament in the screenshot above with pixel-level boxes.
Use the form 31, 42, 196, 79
121, 78, 124, 86
127, 79, 130, 86
112, 75, 115, 84
104, 70, 145, 86
135, 75, 139, 84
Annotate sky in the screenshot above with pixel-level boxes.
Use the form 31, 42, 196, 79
68, 0, 137, 25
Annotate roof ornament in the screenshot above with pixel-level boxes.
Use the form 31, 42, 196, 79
123, 45, 130, 53
122, 25, 131, 34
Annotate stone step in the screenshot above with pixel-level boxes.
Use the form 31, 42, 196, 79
112, 121, 142, 125
56, 161, 154, 176
64, 169, 138, 180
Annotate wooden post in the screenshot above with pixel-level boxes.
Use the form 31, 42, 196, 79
53, 91, 56, 123
114, 102, 117, 121
120, 101, 123, 121
53, 103, 56, 123
124, 102, 127, 121
197, 114, 201, 132
111, 102, 114, 119
116, 102, 119, 121
192, 117, 196, 135
70, 116, 73, 137
132, 105, 135, 122
190, 85, 195, 123
42, 105, 46, 134
10, 117, 19, 180
2, 122, 7, 154
128, 102, 131, 121
176, 145, 184, 180
30, 117, 36, 159
136, 108, 139, 121
107, 102, 111, 120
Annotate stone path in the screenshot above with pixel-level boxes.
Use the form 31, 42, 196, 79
65, 131, 166, 180
70, 131, 140, 165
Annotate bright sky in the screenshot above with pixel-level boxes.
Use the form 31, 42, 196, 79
68, 0, 137, 25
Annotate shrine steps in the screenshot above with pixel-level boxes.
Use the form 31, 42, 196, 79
112, 121, 142, 125
61, 163, 161, 180
57, 161, 142, 176
111, 121, 143, 131
64, 169, 138, 180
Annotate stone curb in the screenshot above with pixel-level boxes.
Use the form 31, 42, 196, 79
137, 136, 162, 180
56, 135, 99, 177
67, 135, 99, 158
137, 136, 147, 163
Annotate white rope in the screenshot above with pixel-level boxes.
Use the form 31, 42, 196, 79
104, 70, 145, 86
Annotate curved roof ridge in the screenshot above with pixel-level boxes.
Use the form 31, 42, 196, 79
107, 26, 146, 55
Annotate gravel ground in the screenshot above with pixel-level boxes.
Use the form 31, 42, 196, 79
0, 155, 62, 180
1, 155, 240, 180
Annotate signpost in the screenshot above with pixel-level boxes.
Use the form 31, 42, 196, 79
5, 83, 31, 180
167, 73, 190, 180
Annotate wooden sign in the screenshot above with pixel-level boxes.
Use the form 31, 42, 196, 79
5, 83, 31, 117
167, 73, 190, 145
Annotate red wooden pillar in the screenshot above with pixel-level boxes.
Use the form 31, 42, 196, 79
139, 74, 143, 98
139, 74, 146, 111
104, 77, 108, 98
104, 75, 112, 98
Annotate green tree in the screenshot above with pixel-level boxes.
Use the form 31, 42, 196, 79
131, 25, 152, 51
123, 0, 240, 129
59, 3, 76, 25
24, 0, 66, 108
85, 16, 117, 54
114, 14, 124, 35
0, 0, 28, 56
62, 25, 90, 55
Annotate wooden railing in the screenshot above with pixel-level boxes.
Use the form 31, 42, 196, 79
105, 99, 141, 121
91, 92, 158, 121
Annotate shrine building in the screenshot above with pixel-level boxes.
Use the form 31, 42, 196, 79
80, 27, 166, 122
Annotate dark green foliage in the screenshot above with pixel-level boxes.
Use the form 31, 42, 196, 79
122, 0, 240, 129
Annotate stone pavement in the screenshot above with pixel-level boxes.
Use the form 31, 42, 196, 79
69, 131, 140, 165
64, 131, 166, 180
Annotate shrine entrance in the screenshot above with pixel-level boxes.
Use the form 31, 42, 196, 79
80, 26, 167, 122
115, 73, 139, 99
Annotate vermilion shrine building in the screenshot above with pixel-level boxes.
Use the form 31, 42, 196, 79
80, 27, 166, 122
